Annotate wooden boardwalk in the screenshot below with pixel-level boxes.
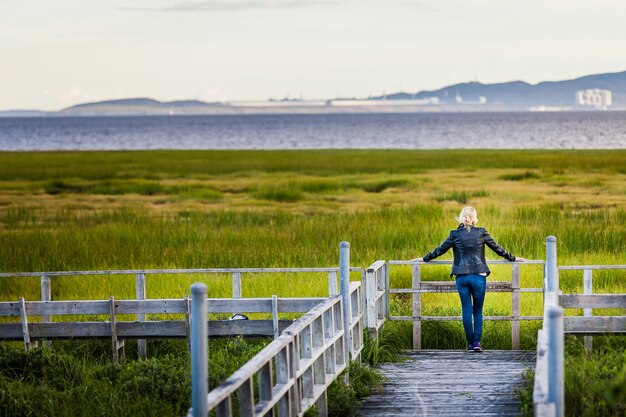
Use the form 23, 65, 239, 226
360, 350, 534, 417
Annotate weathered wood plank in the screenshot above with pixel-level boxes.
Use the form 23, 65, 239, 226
360, 350, 534, 417
560, 294, 626, 309
390, 315, 543, 321
391, 281, 513, 293
0, 267, 341, 278
0, 320, 295, 340
558, 265, 626, 270
0, 301, 110, 316
564, 316, 626, 333
0, 297, 324, 317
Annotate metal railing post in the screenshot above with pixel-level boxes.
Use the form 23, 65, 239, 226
340, 242, 352, 362
547, 306, 564, 417
546, 236, 558, 293
190, 283, 208, 417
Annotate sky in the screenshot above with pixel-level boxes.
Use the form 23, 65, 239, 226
1, 0, 625, 110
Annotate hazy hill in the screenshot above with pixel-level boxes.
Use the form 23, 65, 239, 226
59, 98, 224, 116
378, 70, 626, 106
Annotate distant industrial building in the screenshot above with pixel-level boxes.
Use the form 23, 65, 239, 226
576, 89, 612, 108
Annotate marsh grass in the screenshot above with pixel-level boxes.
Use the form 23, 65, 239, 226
517, 336, 626, 417
499, 171, 540, 181
1, 150, 625, 416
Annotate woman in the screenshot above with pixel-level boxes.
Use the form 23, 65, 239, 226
415, 206, 525, 352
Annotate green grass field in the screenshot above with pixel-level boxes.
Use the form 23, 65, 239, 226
1, 150, 625, 416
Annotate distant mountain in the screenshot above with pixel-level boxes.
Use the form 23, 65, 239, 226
376, 70, 626, 106
59, 98, 224, 116
0, 110, 48, 117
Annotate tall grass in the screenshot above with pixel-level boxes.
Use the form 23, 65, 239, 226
517, 336, 626, 417
1, 150, 625, 416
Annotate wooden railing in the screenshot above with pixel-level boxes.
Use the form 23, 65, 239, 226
385, 259, 545, 350
363, 260, 388, 338
0, 296, 327, 363
533, 237, 626, 417
190, 284, 362, 417
0, 266, 358, 359
558, 264, 626, 351
187, 241, 364, 417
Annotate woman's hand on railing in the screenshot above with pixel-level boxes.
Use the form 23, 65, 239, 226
515, 257, 527, 262
411, 258, 424, 262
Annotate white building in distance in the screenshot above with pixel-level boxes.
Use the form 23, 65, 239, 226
576, 89, 612, 108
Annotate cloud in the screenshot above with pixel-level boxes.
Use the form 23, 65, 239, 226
124, 0, 338, 12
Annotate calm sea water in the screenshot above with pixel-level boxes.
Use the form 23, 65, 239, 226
1, 111, 626, 150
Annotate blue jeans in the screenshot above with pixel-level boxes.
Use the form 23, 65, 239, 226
455, 274, 487, 344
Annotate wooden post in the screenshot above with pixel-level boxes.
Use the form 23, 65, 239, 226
232, 272, 242, 299
237, 378, 254, 417
323, 308, 336, 376
19, 298, 37, 351
258, 362, 273, 413
136, 272, 147, 360
312, 316, 328, 416
272, 294, 279, 339
301, 324, 314, 399
40, 275, 51, 322
583, 269, 593, 352
511, 264, 521, 350
289, 339, 301, 416
361, 269, 368, 329
184, 295, 192, 353
384, 262, 391, 319
276, 345, 291, 417
547, 306, 564, 417
40, 274, 51, 347
339, 242, 352, 363
216, 398, 232, 417
412, 263, 421, 351
328, 271, 338, 297
190, 283, 208, 417
366, 268, 377, 338
109, 296, 125, 364
350, 284, 361, 362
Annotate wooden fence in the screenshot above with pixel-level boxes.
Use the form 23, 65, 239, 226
558, 264, 626, 351
188, 242, 364, 417
533, 237, 626, 417
0, 296, 327, 363
0, 266, 363, 360
386, 259, 545, 350
196, 282, 362, 417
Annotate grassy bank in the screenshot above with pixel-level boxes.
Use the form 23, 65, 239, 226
1, 150, 625, 416
516, 337, 626, 417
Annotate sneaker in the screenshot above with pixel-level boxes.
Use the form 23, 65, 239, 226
473, 342, 484, 352
467, 343, 474, 352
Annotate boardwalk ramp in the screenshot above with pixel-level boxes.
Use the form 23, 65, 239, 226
360, 350, 534, 417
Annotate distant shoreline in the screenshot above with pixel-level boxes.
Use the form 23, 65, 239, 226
2, 103, 626, 118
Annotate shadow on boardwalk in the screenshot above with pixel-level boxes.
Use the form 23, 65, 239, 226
360, 350, 534, 417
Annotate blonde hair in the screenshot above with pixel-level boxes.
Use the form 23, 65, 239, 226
457, 206, 478, 230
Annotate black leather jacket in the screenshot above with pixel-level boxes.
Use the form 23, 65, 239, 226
423, 224, 516, 277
